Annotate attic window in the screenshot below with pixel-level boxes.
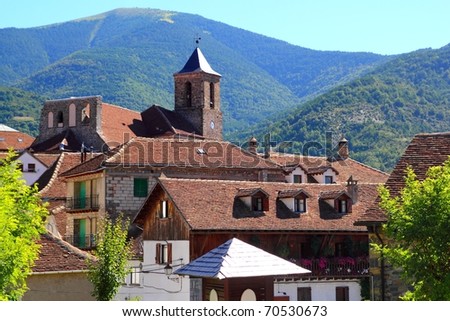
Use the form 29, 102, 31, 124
325, 176, 333, 184
159, 200, 169, 218
17, 138, 23, 142
196, 148, 207, 155
294, 198, 306, 213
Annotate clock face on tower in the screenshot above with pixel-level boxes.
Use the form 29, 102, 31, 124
210, 120, 215, 129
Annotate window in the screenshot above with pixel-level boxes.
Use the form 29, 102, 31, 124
134, 178, 148, 197
293, 175, 302, 183
27, 163, 36, 172
155, 242, 172, 265
209, 82, 215, 108
297, 287, 312, 301
294, 198, 306, 213
253, 197, 263, 211
325, 175, 333, 184
129, 267, 141, 285
339, 199, 347, 213
159, 200, 169, 218
336, 286, 349, 301
57, 111, 64, 127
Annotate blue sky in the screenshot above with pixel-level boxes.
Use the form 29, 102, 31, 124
2, 0, 450, 55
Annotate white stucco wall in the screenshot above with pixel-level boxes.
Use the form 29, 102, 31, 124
275, 279, 362, 301
18, 152, 47, 185
116, 240, 190, 301
285, 167, 306, 184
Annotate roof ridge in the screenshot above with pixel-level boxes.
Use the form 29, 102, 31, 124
345, 157, 389, 176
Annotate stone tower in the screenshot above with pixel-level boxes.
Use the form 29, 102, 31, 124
174, 47, 223, 140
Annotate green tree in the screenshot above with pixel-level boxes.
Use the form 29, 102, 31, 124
0, 151, 48, 300
376, 161, 450, 300
87, 213, 132, 301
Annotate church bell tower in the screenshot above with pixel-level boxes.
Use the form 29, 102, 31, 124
174, 47, 223, 140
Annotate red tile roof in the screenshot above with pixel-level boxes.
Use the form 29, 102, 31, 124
105, 137, 281, 169
33, 233, 93, 273
100, 103, 149, 146
38, 152, 85, 199
135, 178, 380, 232
0, 129, 34, 151
357, 132, 450, 225
269, 153, 389, 184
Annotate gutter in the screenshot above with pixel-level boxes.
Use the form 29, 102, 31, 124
31, 270, 88, 275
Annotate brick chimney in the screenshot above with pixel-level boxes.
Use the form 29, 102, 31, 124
248, 136, 258, 154
338, 136, 349, 159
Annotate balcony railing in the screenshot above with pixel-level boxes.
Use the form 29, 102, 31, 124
291, 257, 370, 278
63, 234, 97, 249
66, 195, 100, 211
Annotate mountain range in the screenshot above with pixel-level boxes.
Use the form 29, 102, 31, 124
1, 8, 449, 171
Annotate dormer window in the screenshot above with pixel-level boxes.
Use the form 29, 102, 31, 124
234, 188, 269, 217
278, 189, 310, 215
294, 175, 302, 183
319, 190, 352, 214
325, 175, 333, 184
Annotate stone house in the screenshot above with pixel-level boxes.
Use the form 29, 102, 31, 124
356, 131, 450, 300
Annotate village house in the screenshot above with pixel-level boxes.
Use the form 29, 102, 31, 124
356, 131, 450, 300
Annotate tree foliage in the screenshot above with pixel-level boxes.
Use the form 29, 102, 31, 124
0, 151, 48, 300
376, 161, 450, 300
87, 213, 132, 301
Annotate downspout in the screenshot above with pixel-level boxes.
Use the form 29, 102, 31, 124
374, 225, 386, 301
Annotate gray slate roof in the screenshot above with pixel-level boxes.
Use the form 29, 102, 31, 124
175, 47, 221, 76
175, 238, 310, 279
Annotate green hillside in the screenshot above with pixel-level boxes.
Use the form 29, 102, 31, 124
235, 45, 450, 172
0, 8, 387, 134
0, 87, 46, 136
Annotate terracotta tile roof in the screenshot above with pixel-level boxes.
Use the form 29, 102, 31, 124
105, 137, 281, 169
357, 132, 450, 225
0, 129, 34, 151
135, 178, 381, 232
278, 189, 310, 198
38, 152, 85, 198
33, 232, 93, 273
236, 188, 268, 197
100, 103, 149, 146
59, 152, 105, 178
319, 190, 349, 200
269, 153, 389, 184
32, 153, 60, 168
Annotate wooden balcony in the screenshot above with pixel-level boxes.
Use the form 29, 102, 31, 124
290, 256, 370, 278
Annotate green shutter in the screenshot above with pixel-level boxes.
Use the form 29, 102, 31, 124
134, 178, 148, 197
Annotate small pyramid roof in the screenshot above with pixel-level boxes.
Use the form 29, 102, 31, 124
175, 47, 221, 76
175, 238, 310, 279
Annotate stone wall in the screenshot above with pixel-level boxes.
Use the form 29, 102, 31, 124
34, 96, 106, 151
368, 232, 411, 300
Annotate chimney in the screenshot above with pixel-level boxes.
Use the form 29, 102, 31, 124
338, 136, 349, 159
248, 136, 258, 154
346, 176, 358, 204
